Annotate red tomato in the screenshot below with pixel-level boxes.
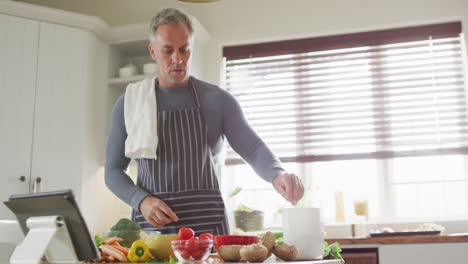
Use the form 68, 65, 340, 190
180, 249, 191, 260
191, 249, 205, 260
199, 233, 213, 241
178, 227, 195, 240
186, 237, 200, 253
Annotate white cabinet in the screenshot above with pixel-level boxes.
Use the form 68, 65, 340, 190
0, 13, 108, 226
0, 14, 39, 219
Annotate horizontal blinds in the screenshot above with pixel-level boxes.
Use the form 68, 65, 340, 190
223, 22, 468, 165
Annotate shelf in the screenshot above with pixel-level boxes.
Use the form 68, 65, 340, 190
108, 74, 156, 86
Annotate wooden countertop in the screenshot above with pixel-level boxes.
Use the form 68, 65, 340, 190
326, 234, 468, 245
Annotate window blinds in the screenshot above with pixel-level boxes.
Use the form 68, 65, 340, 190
223, 22, 468, 165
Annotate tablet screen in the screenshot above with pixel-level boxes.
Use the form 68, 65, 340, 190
3, 189, 98, 261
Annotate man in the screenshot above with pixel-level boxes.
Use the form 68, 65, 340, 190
105, 8, 304, 234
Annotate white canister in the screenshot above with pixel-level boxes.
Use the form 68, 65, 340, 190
283, 207, 324, 260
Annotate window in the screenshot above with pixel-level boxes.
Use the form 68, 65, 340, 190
221, 22, 468, 226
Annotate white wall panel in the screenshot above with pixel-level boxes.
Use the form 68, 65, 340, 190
0, 14, 38, 219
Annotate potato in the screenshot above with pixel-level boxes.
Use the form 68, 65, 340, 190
261, 231, 275, 256
218, 245, 243, 262
273, 244, 299, 261
240, 243, 269, 262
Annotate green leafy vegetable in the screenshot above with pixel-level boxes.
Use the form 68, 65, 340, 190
273, 232, 283, 245
109, 218, 141, 247
111, 218, 141, 231
323, 241, 345, 263
94, 234, 103, 248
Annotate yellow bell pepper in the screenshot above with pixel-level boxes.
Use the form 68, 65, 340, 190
127, 240, 154, 263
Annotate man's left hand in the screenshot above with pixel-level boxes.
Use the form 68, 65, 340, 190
273, 172, 304, 205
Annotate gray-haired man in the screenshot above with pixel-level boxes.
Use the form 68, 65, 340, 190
105, 8, 304, 235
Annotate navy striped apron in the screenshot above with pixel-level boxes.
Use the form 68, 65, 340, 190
132, 79, 229, 235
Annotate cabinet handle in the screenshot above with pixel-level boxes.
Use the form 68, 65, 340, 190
19, 176, 26, 182
33, 177, 42, 193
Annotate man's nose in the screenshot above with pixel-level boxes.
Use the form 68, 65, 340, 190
171, 52, 183, 64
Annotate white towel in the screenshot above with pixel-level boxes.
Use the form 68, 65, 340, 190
124, 77, 158, 159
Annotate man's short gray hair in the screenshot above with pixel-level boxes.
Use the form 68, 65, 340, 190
148, 8, 194, 42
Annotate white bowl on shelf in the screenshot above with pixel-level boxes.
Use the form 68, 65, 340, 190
119, 64, 137, 78
143, 62, 158, 75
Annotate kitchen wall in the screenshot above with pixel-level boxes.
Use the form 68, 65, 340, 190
16, 0, 468, 85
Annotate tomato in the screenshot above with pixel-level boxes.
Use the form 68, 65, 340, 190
191, 249, 205, 260
178, 227, 195, 240
180, 249, 191, 260
185, 236, 200, 253
199, 233, 213, 241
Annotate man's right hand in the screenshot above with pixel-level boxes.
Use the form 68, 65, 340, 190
139, 196, 178, 228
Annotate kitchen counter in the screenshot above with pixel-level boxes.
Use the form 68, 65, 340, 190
205, 257, 342, 264
326, 234, 468, 245
207, 261, 341, 264
80, 261, 342, 264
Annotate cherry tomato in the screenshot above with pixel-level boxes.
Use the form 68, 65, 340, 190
178, 227, 195, 240
180, 249, 191, 260
199, 233, 213, 241
186, 236, 200, 253
191, 249, 205, 260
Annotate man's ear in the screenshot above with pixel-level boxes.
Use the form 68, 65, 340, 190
148, 42, 157, 62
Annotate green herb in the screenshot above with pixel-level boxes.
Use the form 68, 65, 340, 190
323, 241, 345, 263
94, 234, 103, 248
273, 232, 283, 245
168, 255, 178, 263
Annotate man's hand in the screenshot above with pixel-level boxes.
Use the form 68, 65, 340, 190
273, 172, 304, 205
139, 196, 178, 228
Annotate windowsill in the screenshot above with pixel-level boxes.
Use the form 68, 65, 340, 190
324, 219, 468, 239
232, 219, 468, 239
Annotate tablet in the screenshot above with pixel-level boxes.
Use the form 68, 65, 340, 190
3, 189, 98, 261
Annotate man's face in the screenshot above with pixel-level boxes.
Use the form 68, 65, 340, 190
149, 23, 192, 87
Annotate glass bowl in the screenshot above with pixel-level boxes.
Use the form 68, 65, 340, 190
171, 239, 213, 261
141, 232, 178, 259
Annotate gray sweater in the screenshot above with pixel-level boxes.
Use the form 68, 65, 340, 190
105, 77, 284, 211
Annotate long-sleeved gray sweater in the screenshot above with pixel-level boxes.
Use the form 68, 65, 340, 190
105, 77, 285, 211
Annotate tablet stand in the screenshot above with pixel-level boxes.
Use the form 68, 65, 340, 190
10, 215, 78, 264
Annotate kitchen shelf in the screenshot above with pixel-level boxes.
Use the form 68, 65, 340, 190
108, 74, 156, 86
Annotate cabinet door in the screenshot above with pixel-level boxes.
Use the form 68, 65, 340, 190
0, 14, 39, 219
342, 248, 379, 264
30, 22, 92, 197
342, 252, 379, 264
379, 243, 468, 264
